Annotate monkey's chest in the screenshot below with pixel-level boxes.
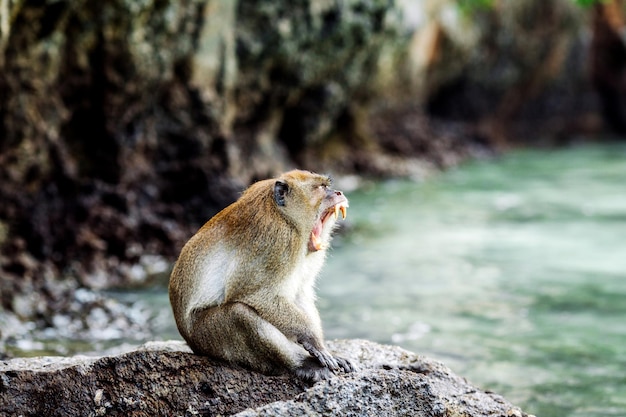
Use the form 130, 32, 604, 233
280, 252, 325, 298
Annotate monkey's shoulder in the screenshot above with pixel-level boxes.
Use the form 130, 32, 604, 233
179, 243, 237, 312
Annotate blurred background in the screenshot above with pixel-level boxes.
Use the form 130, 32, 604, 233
1, 0, 625, 416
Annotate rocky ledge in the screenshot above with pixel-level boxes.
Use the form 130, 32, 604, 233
0, 339, 531, 417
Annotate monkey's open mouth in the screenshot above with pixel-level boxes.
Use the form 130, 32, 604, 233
309, 202, 348, 252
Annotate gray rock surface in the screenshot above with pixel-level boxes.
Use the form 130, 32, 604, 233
0, 339, 532, 417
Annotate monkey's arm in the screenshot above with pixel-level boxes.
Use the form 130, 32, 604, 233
296, 295, 356, 373
244, 294, 340, 371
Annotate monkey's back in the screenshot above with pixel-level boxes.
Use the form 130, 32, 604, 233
168, 180, 304, 339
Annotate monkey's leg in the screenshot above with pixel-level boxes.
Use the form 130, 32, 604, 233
244, 294, 343, 372
187, 303, 333, 381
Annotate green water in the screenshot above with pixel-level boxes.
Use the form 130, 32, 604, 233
318, 144, 626, 417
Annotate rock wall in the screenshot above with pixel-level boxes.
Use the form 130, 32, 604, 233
0, 0, 415, 339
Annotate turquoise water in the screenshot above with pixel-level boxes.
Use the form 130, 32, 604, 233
318, 144, 626, 417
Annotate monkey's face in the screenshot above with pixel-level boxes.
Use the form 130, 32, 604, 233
273, 170, 348, 252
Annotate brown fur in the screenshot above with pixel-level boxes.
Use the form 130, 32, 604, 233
169, 170, 354, 381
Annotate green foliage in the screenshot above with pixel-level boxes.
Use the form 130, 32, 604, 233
458, 0, 607, 12
573, 0, 606, 6
457, 0, 495, 15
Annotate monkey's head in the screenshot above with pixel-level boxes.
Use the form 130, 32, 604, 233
273, 170, 348, 252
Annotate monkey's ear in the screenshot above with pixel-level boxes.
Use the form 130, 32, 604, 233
274, 180, 288, 206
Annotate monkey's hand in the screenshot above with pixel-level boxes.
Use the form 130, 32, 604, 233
299, 337, 340, 370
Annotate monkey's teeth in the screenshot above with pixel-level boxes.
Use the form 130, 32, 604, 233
340, 205, 347, 219
333, 206, 339, 220
310, 232, 323, 251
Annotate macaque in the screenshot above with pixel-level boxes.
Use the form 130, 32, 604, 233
169, 170, 355, 381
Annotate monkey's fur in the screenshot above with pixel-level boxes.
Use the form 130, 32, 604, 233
169, 170, 354, 381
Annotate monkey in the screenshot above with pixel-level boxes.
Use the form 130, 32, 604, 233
169, 169, 355, 381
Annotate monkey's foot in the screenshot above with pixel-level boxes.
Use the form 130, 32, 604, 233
295, 358, 333, 382
334, 356, 358, 373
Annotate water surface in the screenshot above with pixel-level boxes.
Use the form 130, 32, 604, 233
319, 144, 626, 417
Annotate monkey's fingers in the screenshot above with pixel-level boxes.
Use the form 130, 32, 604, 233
313, 349, 340, 370
301, 340, 340, 370
334, 356, 358, 373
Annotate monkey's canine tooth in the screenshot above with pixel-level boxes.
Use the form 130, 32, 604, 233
310, 232, 323, 251
333, 205, 340, 220
340, 205, 347, 219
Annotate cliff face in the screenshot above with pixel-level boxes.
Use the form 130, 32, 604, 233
0, 0, 411, 331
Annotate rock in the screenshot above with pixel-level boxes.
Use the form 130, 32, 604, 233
0, 339, 532, 417
590, 0, 626, 135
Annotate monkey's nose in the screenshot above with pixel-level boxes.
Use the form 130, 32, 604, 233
335, 191, 342, 196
